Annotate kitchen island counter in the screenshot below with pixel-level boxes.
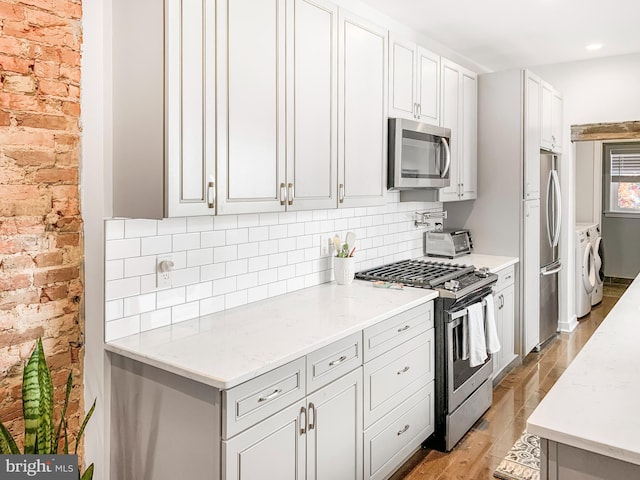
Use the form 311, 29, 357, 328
105, 280, 437, 390
527, 273, 640, 472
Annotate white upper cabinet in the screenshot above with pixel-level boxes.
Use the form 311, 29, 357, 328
286, 0, 338, 211
439, 59, 477, 202
541, 80, 563, 153
338, 9, 387, 208
524, 70, 542, 200
216, 0, 286, 215
388, 35, 440, 125
112, 0, 216, 219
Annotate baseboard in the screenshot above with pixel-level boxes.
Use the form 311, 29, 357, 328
558, 314, 578, 332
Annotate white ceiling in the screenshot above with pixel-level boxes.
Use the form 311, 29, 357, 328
360, 0, 640, 71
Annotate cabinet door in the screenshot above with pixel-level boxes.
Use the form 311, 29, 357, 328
338, 10, 387, 208
540, 81, 553, 151
439, 58, 461, 202
416, 46, 440, 125
524, 71, 541, 200
223, 400, 306, 480
388, 35, 416, 120
217, 0, 286, 214
501, 284, 517, 368
523, 199, 540, 354
460, 69, 477, 200
306, 368, 362, 480
166, 0, 216, 217
286, 0, 338, 211
551, 90, 563, 153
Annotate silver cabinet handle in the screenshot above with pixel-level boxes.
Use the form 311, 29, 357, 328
287, 183, 294, 206
397, 365, 410, 375
300, 406, 306, 435
397, 424, 410, 436
338, 183, 345, 203
413, 102, 417, 118
397, 325, 410, 333
279, 183, 286, 206
258, 388, 282, 403
504, 274, 512, 281
417, 103, 421, 118
207, 181, 215, 209
329, 355, 347, 367
308, 402, 315, 431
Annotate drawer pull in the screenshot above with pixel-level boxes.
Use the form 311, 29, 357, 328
397, 365, 411, 375
397, 424, 410, 436
258, 388, 283, 403
397, 325, 411, 333
504, 274, 512, 281
329, 355, 347, 367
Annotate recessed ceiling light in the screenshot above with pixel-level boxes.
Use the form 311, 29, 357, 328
586, 43, 603, 51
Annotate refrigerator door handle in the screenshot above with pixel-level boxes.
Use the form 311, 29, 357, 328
541, 261, 562, 276
545, 170, 554, 248
551, 170, 562, 248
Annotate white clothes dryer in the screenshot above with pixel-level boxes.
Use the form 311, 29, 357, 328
575, 226, 596, 318
589, 224, 604, 305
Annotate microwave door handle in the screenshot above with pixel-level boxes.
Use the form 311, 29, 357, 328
552, 169, 562, 247
440, 137, 451, 178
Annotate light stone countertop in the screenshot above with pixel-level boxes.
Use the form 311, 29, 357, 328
527, 273, 640, 465
431, 253, 519, 273
105, 280, 438, 390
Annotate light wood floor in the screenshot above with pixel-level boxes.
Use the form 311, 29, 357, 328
392, 285, 625, 480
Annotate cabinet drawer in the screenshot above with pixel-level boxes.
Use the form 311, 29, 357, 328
364, 330, 434, 428
495, 265, 515, 290
364, 381, 434, 480
363, 301, 433, 362
223, 358, 306, 439
306, 332, 362, 393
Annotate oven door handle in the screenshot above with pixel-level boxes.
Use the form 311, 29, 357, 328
450, 308, 468, 321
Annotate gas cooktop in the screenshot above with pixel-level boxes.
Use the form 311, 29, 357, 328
355, 258, 497, 299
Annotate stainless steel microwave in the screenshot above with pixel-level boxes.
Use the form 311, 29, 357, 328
388, 118, 451, 189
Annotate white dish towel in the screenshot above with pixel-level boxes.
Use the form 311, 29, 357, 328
467, 302, 487, 367
484, 293, 501, 354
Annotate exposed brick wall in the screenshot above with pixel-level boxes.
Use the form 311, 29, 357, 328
0, 0, 83, 452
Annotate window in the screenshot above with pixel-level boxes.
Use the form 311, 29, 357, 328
603, 143, 640, 217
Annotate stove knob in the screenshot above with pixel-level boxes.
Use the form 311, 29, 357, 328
476, 267, 490, 278
444, 280, 460, 291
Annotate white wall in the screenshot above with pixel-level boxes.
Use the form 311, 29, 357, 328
532, 52, 640, 321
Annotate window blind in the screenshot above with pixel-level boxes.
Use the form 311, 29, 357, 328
611, 152, 640, 183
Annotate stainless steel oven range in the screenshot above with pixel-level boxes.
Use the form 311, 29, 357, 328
355, 259, 498, 452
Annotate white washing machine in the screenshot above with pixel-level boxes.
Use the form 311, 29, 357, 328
589, 224, 604, 305
575, 225, 596, 318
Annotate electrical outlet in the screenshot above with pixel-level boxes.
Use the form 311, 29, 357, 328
157, 256, 174, 289
320, 236, 333, 257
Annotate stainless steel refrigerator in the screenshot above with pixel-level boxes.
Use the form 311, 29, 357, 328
539, 153, 562, 347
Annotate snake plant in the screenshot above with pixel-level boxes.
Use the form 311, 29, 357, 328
0, 338, 96, 480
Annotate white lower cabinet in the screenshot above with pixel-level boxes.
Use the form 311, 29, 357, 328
492, 265, 518, 380
223, 368, 362, 480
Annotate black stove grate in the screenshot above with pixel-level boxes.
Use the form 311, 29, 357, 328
355, 259, 475, 289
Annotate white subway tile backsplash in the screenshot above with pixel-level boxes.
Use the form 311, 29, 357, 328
141, 235, 172, 256
213, 245, 237, 263
105, 277, 140, 301
172, 301, 200, 323
124, 255, 157, 277
157, 286, 186, 309
187, 248, 214, 267
201, 230, 225, 248
105, 260, 124, 281
173, 233, 200, 251
105, 199, 442, 337
124, 293, 156, 316
125, 219, 158, 238
187, 216, 214, 232
158, 217, 187, 235
105, 219, 125, 240
105, 238, 140, 260
187, 282, 213, 302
